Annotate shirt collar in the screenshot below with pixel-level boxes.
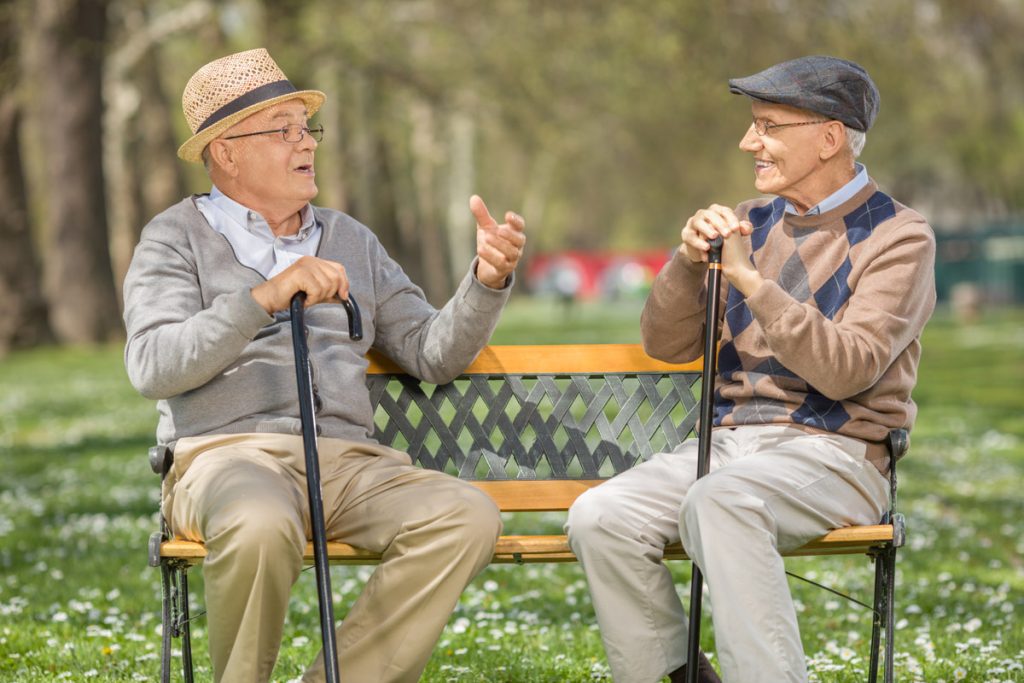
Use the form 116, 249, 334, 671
209, 185, 316, 241
785, 163, 869, 216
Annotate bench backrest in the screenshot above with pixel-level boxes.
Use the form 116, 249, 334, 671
366, 344, 703, 511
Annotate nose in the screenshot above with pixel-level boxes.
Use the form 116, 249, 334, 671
298, 129, 318, 151
738, 123, 761, 152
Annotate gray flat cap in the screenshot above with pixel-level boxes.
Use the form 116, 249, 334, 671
729, 56, 879, 131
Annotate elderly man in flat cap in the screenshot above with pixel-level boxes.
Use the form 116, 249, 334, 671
567, 56, 935, 682
123, 48, 526, 682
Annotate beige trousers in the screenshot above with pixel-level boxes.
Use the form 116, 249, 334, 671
565, 425, 890, 683
164, 433, 501, 683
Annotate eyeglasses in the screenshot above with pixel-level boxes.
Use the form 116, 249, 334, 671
752, 119, 828, 136
223, 123, 324, 143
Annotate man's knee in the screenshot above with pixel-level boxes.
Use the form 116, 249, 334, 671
205, 495, 306, 563
436, 482, 502, 550
566, 486, 628, 550
680, 474, 772, 545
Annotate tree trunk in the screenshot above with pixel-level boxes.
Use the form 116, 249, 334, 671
445, 110, 476, 289
347, 72, 417, 286
136, 48, 185, 223
104, 1, 206, 292
0, 4, 53, 353
36, 0, 121, 344
405, 99, 449, 304
312, 60, 349, 213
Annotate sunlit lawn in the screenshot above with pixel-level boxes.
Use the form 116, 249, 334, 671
1, 298, 1022, 682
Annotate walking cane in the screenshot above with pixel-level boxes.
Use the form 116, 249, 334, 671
685, 235, 723, 683
290, 292, 363, 683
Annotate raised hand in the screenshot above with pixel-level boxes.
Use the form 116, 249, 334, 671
470, 194, 527, 289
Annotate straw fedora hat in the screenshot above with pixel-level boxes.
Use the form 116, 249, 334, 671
177, 48, 325, 163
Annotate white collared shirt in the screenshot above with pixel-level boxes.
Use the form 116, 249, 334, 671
785, 163, 869, 216
195, 185, 321, 279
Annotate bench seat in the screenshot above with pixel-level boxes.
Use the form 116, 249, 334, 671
159, 523, 896, 566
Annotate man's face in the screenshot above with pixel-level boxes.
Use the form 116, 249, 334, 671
222, 99, 319, 210
738, 100, 828, 212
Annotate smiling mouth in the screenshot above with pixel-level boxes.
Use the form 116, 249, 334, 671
294, 163, 314, 174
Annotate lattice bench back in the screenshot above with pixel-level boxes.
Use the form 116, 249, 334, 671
366, 344, 704, 483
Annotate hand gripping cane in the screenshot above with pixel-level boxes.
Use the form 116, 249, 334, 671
685, 236, 723, 683
290, 293, 363, 683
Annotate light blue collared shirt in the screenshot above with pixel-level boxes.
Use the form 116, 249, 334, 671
785, 163, 869, 216
195, 186, 321, 279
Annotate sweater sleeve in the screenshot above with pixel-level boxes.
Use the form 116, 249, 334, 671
370, 245, 512, 384
640, 250, 724, 363
745, 215, 936, 400
123, 230, 272, 400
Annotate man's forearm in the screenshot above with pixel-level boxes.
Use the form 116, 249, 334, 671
641, 251, 711, 363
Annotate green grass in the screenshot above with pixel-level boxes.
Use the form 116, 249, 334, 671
1, 298, 1022, 682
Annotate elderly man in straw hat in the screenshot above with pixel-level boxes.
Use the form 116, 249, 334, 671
123, 48, 526, 682
566, 56, 936, 682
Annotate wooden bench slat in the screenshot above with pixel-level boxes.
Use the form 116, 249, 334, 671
161, 524, 894, 566
470, 480, 604, 511
367, 344, 703, 375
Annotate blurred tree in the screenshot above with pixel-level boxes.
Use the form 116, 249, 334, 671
8, 0, 1023, 350
35, 0, 121, 343
104, 0, 208, 291
0, 0, 53, 354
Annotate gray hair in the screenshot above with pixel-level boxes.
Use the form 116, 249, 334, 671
846, 126, 866, 158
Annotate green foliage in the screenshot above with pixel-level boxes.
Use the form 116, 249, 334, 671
133, 0, 1024, 251
0, 303, 1022, 681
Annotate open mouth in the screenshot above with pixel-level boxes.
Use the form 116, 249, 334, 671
294, 163, 314, 175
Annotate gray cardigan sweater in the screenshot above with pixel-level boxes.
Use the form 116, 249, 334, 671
123, 196, 512, 447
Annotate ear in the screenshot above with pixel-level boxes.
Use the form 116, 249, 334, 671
208, 139, 240, 178
819, 121, 846, 161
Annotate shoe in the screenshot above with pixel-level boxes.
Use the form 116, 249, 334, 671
667, 650, 722, 683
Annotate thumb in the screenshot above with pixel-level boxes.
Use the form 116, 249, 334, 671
469, 194, 497, 229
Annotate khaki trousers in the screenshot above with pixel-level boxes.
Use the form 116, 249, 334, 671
565, 425, 890, 683
164, 433, 501, 683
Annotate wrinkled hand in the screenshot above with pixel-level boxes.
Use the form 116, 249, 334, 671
470, 195, 526, 289
680, 203, 752, 263
680, 203, 763, 296
250, 256, 350, 314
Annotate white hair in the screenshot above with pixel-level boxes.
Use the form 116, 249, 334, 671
845, 126, 866, 158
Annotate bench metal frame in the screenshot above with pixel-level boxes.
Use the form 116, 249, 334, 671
148, 344, 906, 682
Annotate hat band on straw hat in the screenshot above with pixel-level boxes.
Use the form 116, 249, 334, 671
197, 79, 299, 133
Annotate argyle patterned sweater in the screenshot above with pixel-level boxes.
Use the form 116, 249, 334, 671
641, 180, 936, 463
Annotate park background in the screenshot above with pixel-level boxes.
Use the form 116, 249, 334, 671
1, 0, 1022, 681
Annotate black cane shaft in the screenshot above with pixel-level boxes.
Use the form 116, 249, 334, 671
685, 236, 723, 683
290, 294, 340, 683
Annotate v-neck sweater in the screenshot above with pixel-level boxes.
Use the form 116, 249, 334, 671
641, 180, 936, 463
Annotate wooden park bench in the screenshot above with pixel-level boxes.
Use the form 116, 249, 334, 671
149, 343, 907, 683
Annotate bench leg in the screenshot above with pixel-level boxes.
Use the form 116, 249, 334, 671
160, 562, 174, 683
883, 546, 896, 683
160, 560, 197, 683
867, 551, 884, 683
179, 568, 195, 683
867, 546, 898, 683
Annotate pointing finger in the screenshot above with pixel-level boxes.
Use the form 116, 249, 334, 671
469, 194, 497, 229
